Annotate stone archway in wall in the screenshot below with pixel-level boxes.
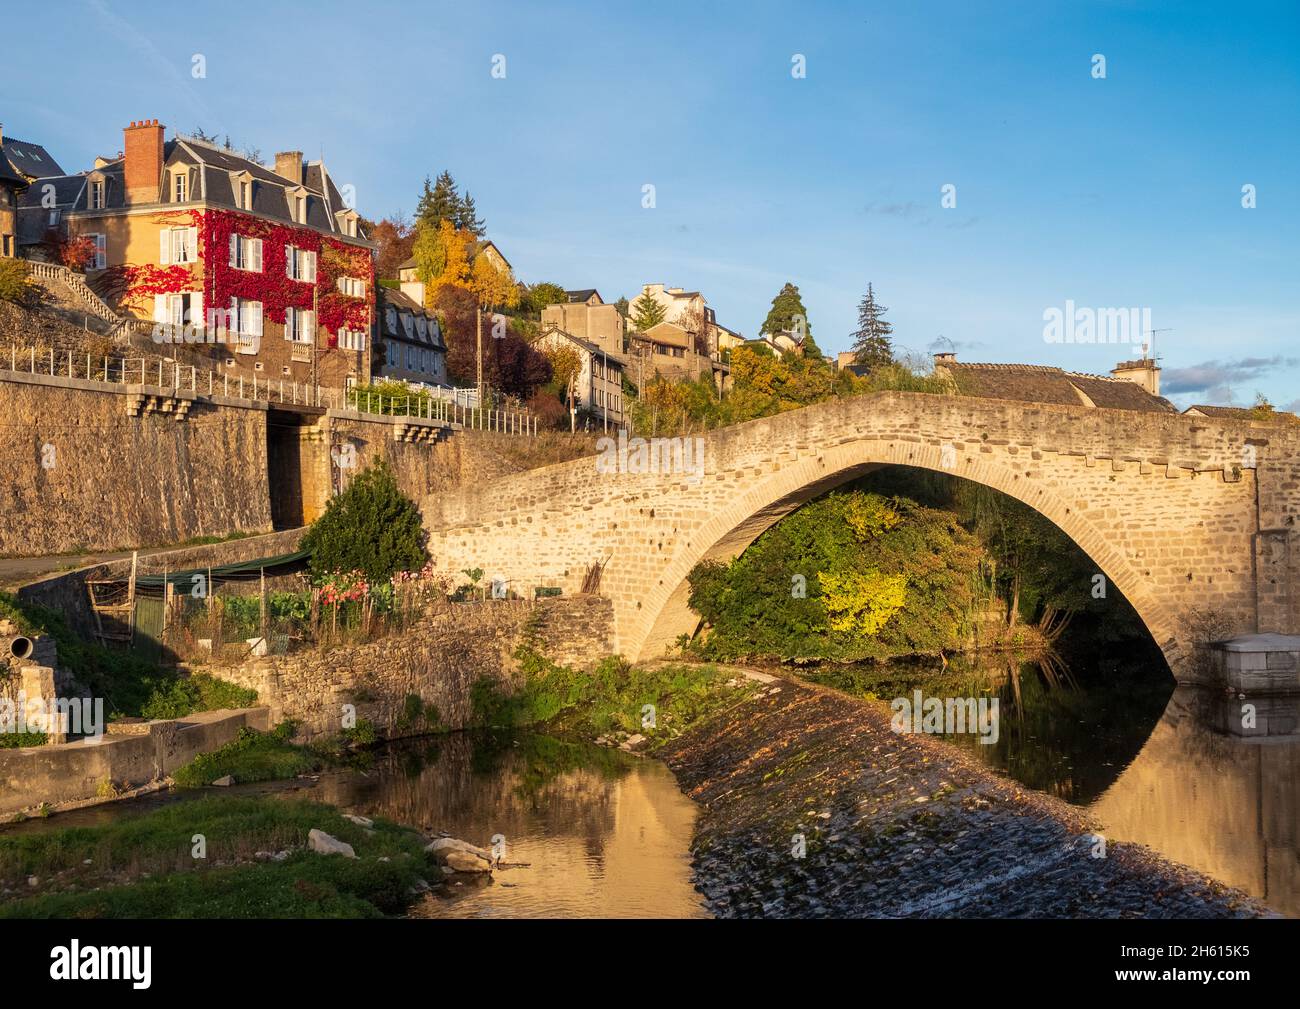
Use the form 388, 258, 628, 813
623, 436, 1184, 676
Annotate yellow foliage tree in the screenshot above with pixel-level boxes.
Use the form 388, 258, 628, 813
471, 253, 520, 310
817, 570, 907, 636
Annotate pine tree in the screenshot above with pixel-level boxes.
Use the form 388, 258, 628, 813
456, 191, 486, 235
416, 171, 460, 230
760, 282, 819, 356
630, 291, 667, 332
850, 284, 894, 370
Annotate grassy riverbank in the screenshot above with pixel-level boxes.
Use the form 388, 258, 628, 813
0, 797, 438, 918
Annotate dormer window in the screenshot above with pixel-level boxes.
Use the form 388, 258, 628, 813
90, 180, 105, 210
385, 307, 397, 332
173, 172, 188, 203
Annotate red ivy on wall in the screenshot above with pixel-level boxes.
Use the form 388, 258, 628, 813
112, 208, 373, 347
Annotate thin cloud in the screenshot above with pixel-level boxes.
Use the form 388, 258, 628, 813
1161, 356, 1300, 400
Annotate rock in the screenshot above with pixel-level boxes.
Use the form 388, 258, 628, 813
621, 733, 647, 751
254, 850, 274, 861
27, 876, 38, 887
342, 814, 373, 827
308, 828, 357, 859
211, 775, 235, 787
426, 836, 494, 873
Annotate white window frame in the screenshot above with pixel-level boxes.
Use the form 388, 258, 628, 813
285, 307, 315, 344
90, 181, 104, 210
173, 172, 188, 203
229, 234, 263, 272
88, 233, 107, 270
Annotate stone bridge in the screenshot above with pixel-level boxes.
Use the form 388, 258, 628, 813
421, 391, 1300, 680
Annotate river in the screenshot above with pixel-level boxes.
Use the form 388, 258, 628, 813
805, 649, 1300, 918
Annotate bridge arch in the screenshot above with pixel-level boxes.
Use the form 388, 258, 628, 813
625, 436, 1183, 671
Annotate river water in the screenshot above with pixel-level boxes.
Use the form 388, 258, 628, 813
806, 651, 1300, 918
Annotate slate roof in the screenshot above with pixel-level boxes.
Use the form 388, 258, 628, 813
53, 136, 368, 244
1185, 404, 1300, 425
940, 361, 1178, 413
1, 137, 65, 179
378, 287, 446, 350
15, 174, 85, 244
566, 288, 600, 303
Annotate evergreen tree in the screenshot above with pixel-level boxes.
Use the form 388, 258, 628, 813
760, 282, 819, 357
416, 171, 461, 229
850, 283, 894, 370
630, 290, 667, 332
456, 191, 486, 235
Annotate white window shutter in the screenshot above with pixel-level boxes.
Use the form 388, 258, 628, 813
160, 230, 170, 265
192, 290, 204, 332
154, 294, 167, 323
187, 227, 198, 261
285, 307, 295, 340
307, 251, 316, 282
286, 246, 295, 279
304, 310, 315, 344
253, 239, 263, 272
252, 301, 263, 337
95, 234, 106, 270
229, 233, 237, 268
337, 276, 345, 294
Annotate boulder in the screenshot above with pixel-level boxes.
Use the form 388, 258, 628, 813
426, 836, 494, 873
342, 814, 374, 827
308, 828, 357, 859
211, 775, 235, 787
620, 733, 647, 752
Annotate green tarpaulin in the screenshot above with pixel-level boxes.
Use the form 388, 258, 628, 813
133, 549, 311, 589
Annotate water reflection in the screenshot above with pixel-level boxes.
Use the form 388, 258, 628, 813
808, 652, 1300, 917
313, 734, 708, 919
1090, 687, 1300, 918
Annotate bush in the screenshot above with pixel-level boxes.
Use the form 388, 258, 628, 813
171, 724, 316, 787
300, 460, 428, 584
0, 259, 31, 304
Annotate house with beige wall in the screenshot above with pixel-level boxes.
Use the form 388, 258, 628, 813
45, 119, 374, 390
541, 293, 625, 357
532, 324, 626, 425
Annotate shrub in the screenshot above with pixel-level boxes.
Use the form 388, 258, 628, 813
301, 460, 428, 584
0, 259, 32, 304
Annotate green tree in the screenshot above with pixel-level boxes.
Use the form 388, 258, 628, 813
614, 296, 629, 320
300, 461, 428, 584
630, 291, 666, 332
416, 171, 461, 230
527, 282, 567, 312
850, 283, 894, 370
456, 191, 486, 235
760, 282, 820, 357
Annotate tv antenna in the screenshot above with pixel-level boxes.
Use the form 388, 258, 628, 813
1143, 328, 1171, 361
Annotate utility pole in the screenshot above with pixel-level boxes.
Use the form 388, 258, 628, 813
475, 304, 483, 411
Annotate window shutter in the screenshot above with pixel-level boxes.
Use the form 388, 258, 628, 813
154, 295, 168, 323
306, 251, 316, 283
286, 246, 295, 279
253, 239, 263, 273
228, 233, 237, 268
304, 310, 315, 344
95, 234, 106, 270
252, 302, 263, 337
187, 227, 198, 261
192, 291, 204, 333
285, 307, 295, 340
160, 229, 171, 265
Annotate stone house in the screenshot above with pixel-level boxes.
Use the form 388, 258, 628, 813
374, 287, 448, 386
532, 324, 626, 425
541, 288, 625, 356
629, 282, 739, 358
37, 119, 375, 390
1, 126, 64, 258
627, 320, 730, 393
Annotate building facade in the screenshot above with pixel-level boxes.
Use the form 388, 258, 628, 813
42, 120, 375, 389
374, 287, 448, 385
533, 324, 626, 425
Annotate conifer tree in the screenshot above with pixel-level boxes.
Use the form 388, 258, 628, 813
850, 283, 894, 370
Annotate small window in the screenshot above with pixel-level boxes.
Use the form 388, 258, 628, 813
239, 180, 250, 210
174, 173, 188, 202
90, 181, 105, 210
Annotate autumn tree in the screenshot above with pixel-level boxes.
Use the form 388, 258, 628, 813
368, 212, 415, 280
471, 253, 520, 311
850, 283, 894, 370
411, 218, 474, 303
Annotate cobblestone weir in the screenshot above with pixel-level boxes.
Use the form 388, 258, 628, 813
658, 673, 1270, 919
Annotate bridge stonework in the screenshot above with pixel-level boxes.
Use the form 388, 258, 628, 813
421, 392, 1300, 681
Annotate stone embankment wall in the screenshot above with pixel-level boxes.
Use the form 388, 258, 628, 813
0, 371, 565, 558
0, 708, 270, 819
207, 595, 615, 742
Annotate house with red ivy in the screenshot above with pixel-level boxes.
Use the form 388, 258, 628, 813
51, 119, 375, 390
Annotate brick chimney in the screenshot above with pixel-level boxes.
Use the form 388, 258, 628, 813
274, 150, 303, 185
1111, 358, 1161, 396
123, 120, 165, 204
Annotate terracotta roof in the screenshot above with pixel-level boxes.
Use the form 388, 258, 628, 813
939, 361, 1177, 413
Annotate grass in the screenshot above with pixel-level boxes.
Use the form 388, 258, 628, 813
472, 650, 758, 747
170, 723, 319, 788
0, 796, 435, 918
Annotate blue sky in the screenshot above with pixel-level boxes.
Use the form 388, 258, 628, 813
7, 0, 1298, 408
